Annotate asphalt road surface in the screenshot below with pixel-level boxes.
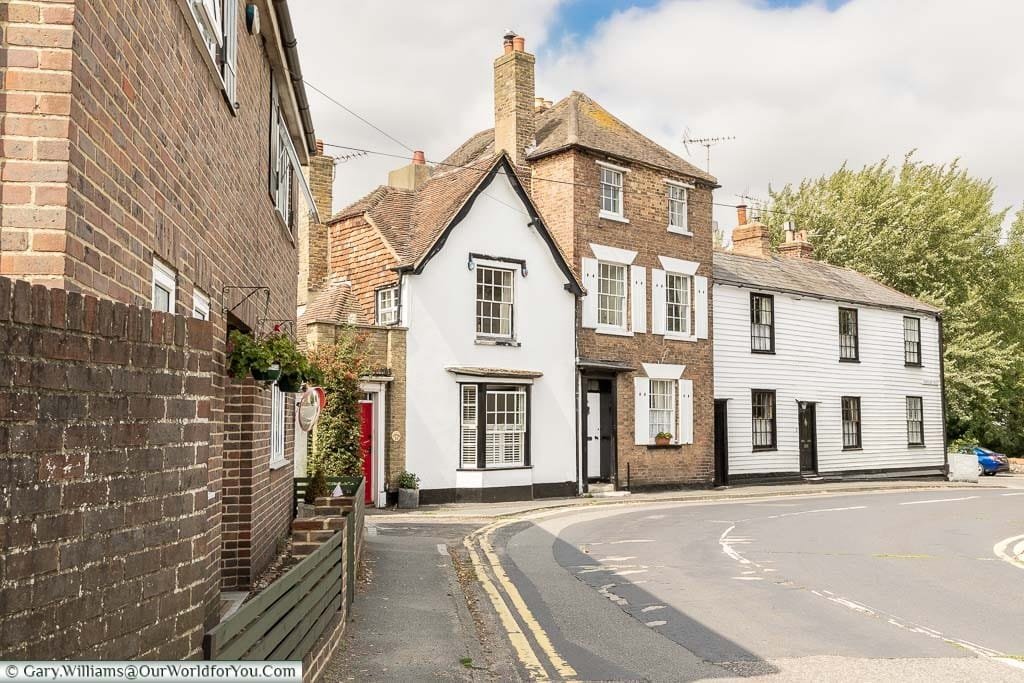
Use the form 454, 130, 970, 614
491, 484, 1024, 682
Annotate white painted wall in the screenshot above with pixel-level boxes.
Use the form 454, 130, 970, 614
713, 284, 945, 475
402, 172, 578, 492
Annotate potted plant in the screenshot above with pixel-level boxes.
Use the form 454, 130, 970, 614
397, 471, 420, 509
300, 468, 330, 517
228, 330, 280, 382
265, 333, 319, 392
654, 431, 673, 446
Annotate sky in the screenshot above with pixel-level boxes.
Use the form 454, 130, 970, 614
289, 0, 1023, 237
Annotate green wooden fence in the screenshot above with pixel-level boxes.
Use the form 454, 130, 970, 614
204, 530, 344, 661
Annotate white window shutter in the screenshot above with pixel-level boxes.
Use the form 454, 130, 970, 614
582, 257, 598, 329
630, 265, 646, 334
678, 379, 693, 444
222, 0, 239, 106
634, 377, 650, 446
651, 269, 666, 335
695, 275, 708, 339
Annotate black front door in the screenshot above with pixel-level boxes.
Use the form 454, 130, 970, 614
714, 399, 729, 486
798, 402, 817, 473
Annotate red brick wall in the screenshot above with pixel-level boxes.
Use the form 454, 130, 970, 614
533, 149, 716, 487
0, 277, 215, 659
221, 379, 295, 590
326, 216, 399, 323
1, 0, 306, 616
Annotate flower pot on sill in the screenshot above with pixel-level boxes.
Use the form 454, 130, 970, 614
277, 372, 303, 393
654, 436, 671, 446
398, 488, 419, 509
251, 363, 282, 383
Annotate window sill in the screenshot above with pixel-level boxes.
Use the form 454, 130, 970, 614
667, 226, 692, 236
646, 443, 683, 450
596, 326, 633, 337
475, 337, 521, 347
272, 204, 298, 247
599, 210, 630, 224
664, 332, 697, 342
457, 465, 532, 472
752, 447, 778, 452
269, 459, 290, 471
839, 357, 860, 363
907, 443, 926, 448
905, 363, 923, 368
751, 349, 776, 355
842, 447, 863, 452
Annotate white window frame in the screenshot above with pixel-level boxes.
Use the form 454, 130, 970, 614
649, 379, 676, 441
666, 180, 692, 235
152, 258, 176, 314
376, 286, 398, 325
192, 288, 211, 321
665, 272, 693, 337
460, 384, 529, 469
270, 79, 297, 230
597, 161, 628, 223
597, 261, 628, 332
269, 384, 287, 469
475, 265, 515, 339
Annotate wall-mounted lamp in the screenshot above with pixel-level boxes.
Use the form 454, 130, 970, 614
467, 255, 475, 271
520, 263, 528, 277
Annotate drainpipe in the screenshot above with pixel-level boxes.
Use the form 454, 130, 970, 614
271, 0, 317, 155
937, 313, 948, 476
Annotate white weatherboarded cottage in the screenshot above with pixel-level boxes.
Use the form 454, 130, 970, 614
712, 222, 946, 482
394, 153, 581, 502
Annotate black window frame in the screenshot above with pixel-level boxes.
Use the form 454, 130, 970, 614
750, 293, 776, 354
838, 307, 859, 362
750, 389, 777, 451
906, 396, 924, 446
458, 383, 531, 469
841, 396, 862, 450
903, 316, 922, 366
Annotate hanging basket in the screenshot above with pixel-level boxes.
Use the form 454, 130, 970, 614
251, 363, 282, 383
277, 372, 303, 393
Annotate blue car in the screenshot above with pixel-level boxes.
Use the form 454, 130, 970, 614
958, 445, 1010, 476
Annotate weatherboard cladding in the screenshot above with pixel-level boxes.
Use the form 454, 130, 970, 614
713, 251, 941, 314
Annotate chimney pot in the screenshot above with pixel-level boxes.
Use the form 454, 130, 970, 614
535, 96, 545, 110
779, 227, 815, 260
503, 31, 515, 54
315, 138, 324, 156
512, 35, 525, 52
412, 150, 425, 165
736, 204, 748, 227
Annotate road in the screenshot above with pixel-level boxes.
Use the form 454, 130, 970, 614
478, 481, 1024, 681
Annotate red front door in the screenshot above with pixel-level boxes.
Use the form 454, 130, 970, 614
359, 401, 373, 504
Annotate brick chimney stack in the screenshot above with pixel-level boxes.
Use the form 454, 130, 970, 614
730, 204, 773, 259
778, 222, 814, 260
388, 150, 430, 191
299, 139, 335, 301
494, 31, 536, 166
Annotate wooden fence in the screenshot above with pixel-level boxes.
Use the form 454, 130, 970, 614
203, 529, 345, 660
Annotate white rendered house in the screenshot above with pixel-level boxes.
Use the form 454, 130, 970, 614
712, 221, 946, 482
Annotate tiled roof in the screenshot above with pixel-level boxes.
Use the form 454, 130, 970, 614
297, 278, 358, 347
713, 251, 941, 314
437, 91, 716, 185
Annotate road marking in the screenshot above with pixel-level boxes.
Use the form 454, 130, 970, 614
596, 556, 636, 562
899, 496, 979, 505
732, 576, 763, 581
641, 605, 666, 613
1001, 492, 1024, 496
598, 583, 628, 606
466, 521, 578, 680
612, 569, 647, 576
644, 514, 667, 519
436, 543, 447, 556
645, 620, 667, 627
610, 539, 654, 544
993, 533, 1024, 571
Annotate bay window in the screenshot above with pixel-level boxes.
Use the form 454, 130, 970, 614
460, 384, 530, 468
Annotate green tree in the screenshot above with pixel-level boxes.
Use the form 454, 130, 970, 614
307, 330, 369, 477
766, 154, 1024, 452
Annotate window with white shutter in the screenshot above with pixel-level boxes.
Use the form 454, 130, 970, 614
460, 385, 478, 467
678, 379, 694, 444
631, 265, 646, 334
634, 377, 650, 445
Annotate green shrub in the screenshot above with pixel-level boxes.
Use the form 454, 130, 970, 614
307, 330, 368, 477
397, 471, 420, 490
304, 468, 330, 504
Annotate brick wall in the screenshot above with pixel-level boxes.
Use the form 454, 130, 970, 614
326, 216, 399, 323
0, 277, 215, 659
533, 149, 716, 488
220, 379, 295, 590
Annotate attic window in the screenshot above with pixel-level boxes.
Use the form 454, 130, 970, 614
376, 286, 398, 325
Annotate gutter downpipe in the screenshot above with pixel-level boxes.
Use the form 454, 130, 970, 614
272, 0, 317, 155
937, 313, 949, 477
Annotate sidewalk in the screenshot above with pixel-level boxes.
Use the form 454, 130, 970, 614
367, 475, 1018, 523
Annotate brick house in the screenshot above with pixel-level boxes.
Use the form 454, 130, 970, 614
300, 33, 717, 498
1, 0, 318, 657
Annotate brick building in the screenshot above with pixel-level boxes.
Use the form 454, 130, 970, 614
1, 0, 318, 656
300, 32, 716, 497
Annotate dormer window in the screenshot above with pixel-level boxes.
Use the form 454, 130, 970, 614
597, 161, 628, 222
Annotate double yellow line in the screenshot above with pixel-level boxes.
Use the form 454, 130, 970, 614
464, 517, 578, 681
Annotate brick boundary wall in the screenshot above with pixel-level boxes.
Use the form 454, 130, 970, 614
0, 277, 215, 659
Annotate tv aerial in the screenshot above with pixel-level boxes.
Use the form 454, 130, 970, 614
682, 128, 735, 173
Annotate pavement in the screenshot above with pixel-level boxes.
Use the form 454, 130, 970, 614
324, 475, 1023, 682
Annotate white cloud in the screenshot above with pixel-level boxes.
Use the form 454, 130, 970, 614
291, 0, 1024, 232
